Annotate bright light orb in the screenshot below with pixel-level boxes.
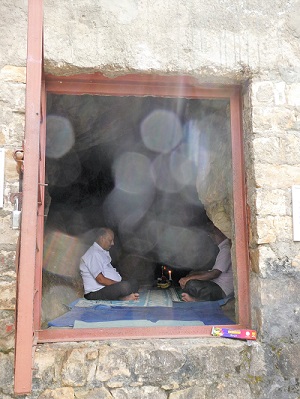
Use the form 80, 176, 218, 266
141, 110, 183, 153
113, 152, 153, 194
46, 115, 75, 159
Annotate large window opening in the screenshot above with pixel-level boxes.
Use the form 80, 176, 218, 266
42, 91, 237, 329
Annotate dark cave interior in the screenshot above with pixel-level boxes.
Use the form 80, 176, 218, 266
44, 94, 229, 284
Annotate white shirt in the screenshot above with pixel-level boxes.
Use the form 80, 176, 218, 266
79, 242, 122, 294
212, 238, 234, 296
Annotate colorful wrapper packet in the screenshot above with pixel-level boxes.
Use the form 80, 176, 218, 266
211, 326, 257, 340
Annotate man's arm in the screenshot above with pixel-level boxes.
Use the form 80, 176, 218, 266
95, 273, 119, 286
179, 269, 221, 289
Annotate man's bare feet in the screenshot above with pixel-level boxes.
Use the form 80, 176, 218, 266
181, 293, 196, 302
121, 293, 139, 301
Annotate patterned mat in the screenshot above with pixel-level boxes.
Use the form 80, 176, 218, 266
70, 287, 183, 309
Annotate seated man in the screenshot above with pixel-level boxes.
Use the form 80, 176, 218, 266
80, 228, 139, 301
179, 225, 234, 302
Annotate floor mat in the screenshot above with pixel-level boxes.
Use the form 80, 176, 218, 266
70, 287, 182, 309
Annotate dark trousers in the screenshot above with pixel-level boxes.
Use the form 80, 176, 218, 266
84, 279, 139, 300
183, 280, 225, 301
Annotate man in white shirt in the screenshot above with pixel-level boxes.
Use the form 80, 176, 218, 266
179, 225, 234, 302
80, 228, 139, 301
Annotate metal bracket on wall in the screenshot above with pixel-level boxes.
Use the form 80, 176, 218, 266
10, 192, 23, 209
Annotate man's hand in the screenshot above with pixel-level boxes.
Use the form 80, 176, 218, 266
179, 269, 222, 289
179, 276, 190, 289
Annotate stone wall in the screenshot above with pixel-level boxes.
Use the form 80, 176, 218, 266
0, 0, 27, 358
0, 0, 300, 398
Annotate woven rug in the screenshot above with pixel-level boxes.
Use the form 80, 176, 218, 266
69, 287, 183, 309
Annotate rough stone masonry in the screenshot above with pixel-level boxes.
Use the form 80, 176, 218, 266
1, 0, 300, 398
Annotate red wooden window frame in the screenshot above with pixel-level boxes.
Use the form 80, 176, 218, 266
39, 73, 250, 342
15, 1, 249, 394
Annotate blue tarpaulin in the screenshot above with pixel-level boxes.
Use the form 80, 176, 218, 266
48, 300, 234, 328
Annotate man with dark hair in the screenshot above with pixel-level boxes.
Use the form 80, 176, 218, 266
179, 225, 234, 302
80, 228, 139, 300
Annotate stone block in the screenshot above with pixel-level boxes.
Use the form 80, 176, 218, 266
256, 215, 293, 244
275, 242, 300, 263
254, 164, 300, 189
252, 106, 296, 132
260, 278, 299, 305
0, 1, 27, 67
38, 387, 75, 399
278, 63, 300, 85
184, 340, 246, 382
113, 386, 167, 399
75, 388, 113, 399
206, 379, 252, 399
132, 347, 185, 384
96, 346, 132, 382
0, 250, 17, 273
61, 349, 89, 387
0, 65, 26, 83
0, 310, 15, 351
0, 214, 19, 246
4, 149, 20, 181
248, 342, 268, 378
250, 80, 287, 106
286, 83, 300, 106
255, 277, 300, 341
252, 137, 283, 164
169, 386, 206, 399
0, 273, 16, 310
277, 344, 300, 379
35, 344, 103, 388
251, 81, 275, 105
256, 217, 276, 244
0, 352, 14, 395
251, 245, 276, 277
0, 108, 25, 145
255, 188, 287, 216
282, 132, 300, 163
273, 216, 293, 240
0, 81, 25, 113
260, 302, 300, 342
34, 347, 61, 388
